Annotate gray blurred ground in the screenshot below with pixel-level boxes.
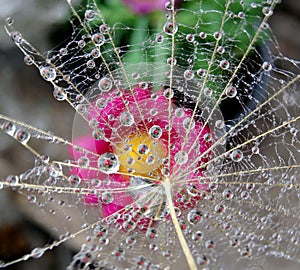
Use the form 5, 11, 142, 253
0, 0, 299, 269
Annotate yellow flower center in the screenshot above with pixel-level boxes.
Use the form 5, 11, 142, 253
114, 132, 166, 175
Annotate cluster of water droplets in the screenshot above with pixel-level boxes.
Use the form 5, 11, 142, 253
0, 0, 300, 269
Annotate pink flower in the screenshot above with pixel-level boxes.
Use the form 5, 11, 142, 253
122, 0, 168, 14
70, 85, 211, 230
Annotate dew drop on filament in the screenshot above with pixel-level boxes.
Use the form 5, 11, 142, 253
39, 66, 56, 81
163, 21, 178, 35
15, 129, 30, 144
98, 153, 120, 174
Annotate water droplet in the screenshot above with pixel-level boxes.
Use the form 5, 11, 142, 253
186, 34, 195, 42
98, 77, 113, 92
146, 155, 155, 165
27, 195, 36, 203
215, 120, 225, 129
225, 85, 237, 98
96, 98, 107, 109
101, 192, 114, 204
149, 125, 162, 139
146, 228, 158, 239
183, 70, 194, 80
88, 118, 98, 129
90, 48, 101, 58
126, 235, 136, 246
230, 149, 243, 162
87, 59, 95, 69
197, 255, 210, 266
120, 111, 134, 126
138, 82, 148, 90
217, 46, 225, 54
163, 88, 174, 99
175, 108, 184, 118
262, 61, 272, 71
219, 59, 230, 70
76, 104, 87, 115
192, 231, 203, 242
149, 243, 159, 251
92, 128, 104, 140
53, 87, 66, 101
240, 246, 251, 257
99, 24, 110, 34
40, 66, 56, 81
31, 247, 45, 258
6, 175, 19, 186
199, 32, 207, 39
167, 57, 177, 65
68, 175, 81, 187
165, 1, 172, 10
10, 31, 22, 43
151, 93, 158, 100
238, 11, 245, 19
91, 178, 101, 188
188, 209, 203, 225
24, 55, 33, 65
98, 153, 119, 173
138, 144, 149, 155
131, 72, 139, 80
252, 145, 260, 154
1, 122, 16, 135
215, 204, 225, 213
123, 220, 136, 231
78, 156, 90, 167
204, 87, 213, 97
135, 256, 146, 266
150, 108, 158, 116
213, 31, 222, 40
15, 129, 30, 144
204, 133, 212, 142
156, 34, 164, 43
183, 117, 195, 130
78, 40, 86, 48
241, 191, 250, 199
161, 167, 170, 177
92, 33, 105, 46
85, 9, 95, 20
205, 240, 214, 249
94, 225, 108, 238
5, 17, 14, 26
163, 21, 178, 35
223, 188, 234, 199
127, 157, 135, 166
162, 249, 171, 257
59, 47, 68, 56
175, 151, 188, 165
262, 6, 273, 16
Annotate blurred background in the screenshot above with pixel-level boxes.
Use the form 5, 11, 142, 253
0, 0, 299, 269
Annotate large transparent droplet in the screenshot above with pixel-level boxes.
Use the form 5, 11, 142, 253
163, 21, 178, 35
92, 33, 105, 46
120, 111, 134, 126
98, 77, 113, 92
98, 153, 120, 174
149, 125, 162, 139
40, 66, 56, 81
175, 151, 188, 165
230, 149, 243, 162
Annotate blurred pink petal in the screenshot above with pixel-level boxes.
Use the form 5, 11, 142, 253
122, 0, 168, 14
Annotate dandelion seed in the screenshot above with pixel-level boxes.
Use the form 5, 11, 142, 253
0, 0, 299, 269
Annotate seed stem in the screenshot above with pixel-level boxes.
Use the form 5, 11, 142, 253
163, 179, 198, 270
